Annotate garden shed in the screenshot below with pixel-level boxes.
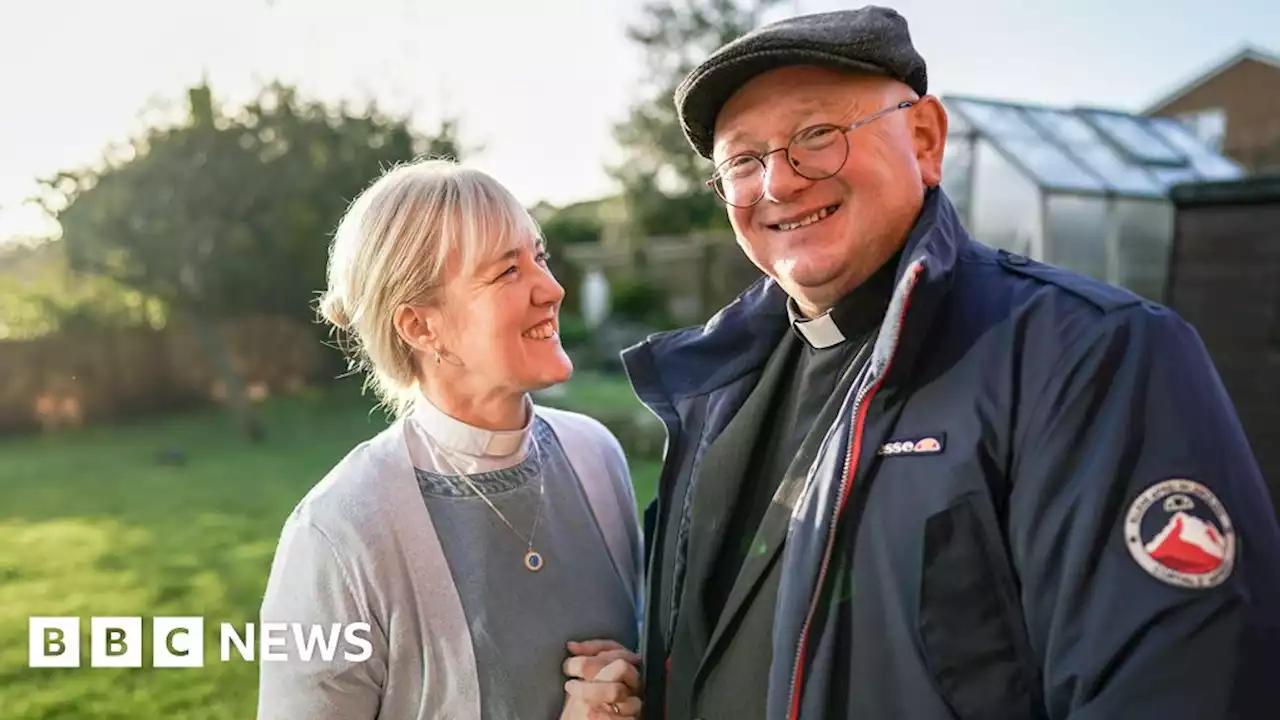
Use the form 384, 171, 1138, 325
939, 95, 1247, 302
1166, 176, 1280, 520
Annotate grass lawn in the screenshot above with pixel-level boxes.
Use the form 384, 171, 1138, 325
0, 374, 659, 719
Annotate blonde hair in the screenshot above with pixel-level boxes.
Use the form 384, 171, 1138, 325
317, 157, 541, 417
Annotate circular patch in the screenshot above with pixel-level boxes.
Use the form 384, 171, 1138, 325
1124, 479, 1235, 589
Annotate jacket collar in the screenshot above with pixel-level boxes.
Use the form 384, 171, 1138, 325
622, 187, 968, 407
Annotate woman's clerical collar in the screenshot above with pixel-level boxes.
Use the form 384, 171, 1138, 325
785, 250, 903, 350
411, 393, 531, 458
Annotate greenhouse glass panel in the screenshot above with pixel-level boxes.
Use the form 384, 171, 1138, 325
1147, 118, 1245, 180
1023, 109, 1163, 196
1082, 111, 1186, 165
1148, 165, 1202, 189
999, 138, 1107, 192
938, 93, 1246, 305
1024, 109, 1099, 145
941, 133, 975, 226
971, 138, 1040, 256
1044, 195, 1109, 283
1073, 145, 1164, 196
948, 99, 1043, 139
950, 99, 1105, 192
1115, 198, 1174, 302
945, 106, 973, 134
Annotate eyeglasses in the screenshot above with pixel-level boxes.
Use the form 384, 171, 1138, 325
706, 101, 915, 208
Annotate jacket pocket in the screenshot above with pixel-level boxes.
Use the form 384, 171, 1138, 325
918, 491, 1042, 720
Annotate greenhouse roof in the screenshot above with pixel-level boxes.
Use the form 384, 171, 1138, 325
943, 95, 1246, 199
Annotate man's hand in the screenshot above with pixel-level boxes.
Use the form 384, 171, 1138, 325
560, 639, 643, 718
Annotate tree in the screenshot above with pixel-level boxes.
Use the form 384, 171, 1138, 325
611, 0, 785, 237
39, 80, 466, 440
533, 197, 617, 248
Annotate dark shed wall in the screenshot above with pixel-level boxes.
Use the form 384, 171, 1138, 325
1168, 178, 1280, 520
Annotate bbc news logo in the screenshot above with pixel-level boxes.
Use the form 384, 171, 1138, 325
29, 617, 373, 668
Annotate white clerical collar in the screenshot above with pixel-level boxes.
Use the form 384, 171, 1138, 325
787, 298, 847, 349
410, 393, 531, 458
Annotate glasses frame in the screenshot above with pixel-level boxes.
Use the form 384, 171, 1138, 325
706, 100, 916, 208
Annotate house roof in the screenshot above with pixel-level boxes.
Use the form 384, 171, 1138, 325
1142, 45, 1280, 116
943, 94, 1246, 199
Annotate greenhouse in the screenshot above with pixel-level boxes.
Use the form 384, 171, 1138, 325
939, 95, 1246, 301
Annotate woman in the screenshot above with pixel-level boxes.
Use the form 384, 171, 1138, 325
257, 158, 643, 719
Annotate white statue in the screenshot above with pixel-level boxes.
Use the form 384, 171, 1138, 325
581, 268, 611, 329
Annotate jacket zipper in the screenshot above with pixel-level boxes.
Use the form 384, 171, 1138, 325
785, 375, 882, 719
786, 263, 922, 719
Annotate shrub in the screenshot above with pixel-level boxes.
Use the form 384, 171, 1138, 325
609, 277, 669, 327
557, 313, 591, 348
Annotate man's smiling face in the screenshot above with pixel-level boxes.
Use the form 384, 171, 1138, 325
711, 65, 946, 316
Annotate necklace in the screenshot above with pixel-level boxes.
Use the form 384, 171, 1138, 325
437, 440, 547, 572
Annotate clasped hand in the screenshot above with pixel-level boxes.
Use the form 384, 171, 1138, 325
560, 639, 643, 719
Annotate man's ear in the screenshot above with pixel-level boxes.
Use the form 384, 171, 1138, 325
911, 95, 948, 188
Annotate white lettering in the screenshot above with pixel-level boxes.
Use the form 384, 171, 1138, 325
291, 623, 342, 662
153, 617, 204, 668
30, 618, 374, 666
29, 617, 80, 668
91, 617, 142, 668
221, 623, 255, 662
260, 623, 289, 661
343, 623, 373, 662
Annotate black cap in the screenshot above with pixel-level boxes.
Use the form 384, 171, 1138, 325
674, 6, 928, 159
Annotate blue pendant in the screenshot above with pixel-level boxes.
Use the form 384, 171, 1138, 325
524, 550, 544, 572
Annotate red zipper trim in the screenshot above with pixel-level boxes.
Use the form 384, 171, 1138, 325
786, 263, 922, 720
786, 382, 881, 719
665, 655, 671, 718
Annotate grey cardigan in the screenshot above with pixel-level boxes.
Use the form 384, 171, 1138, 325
255, 405, 644, 719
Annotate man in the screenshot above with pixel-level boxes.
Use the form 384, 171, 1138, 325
615, 6, 1280, 719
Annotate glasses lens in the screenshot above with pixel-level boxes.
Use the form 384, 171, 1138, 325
713, 156, 765, 207
787, 125, 849, 180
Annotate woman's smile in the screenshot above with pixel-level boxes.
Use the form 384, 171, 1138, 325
521, 318, 558, 341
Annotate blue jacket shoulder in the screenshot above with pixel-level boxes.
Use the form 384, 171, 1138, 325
987, 248, 1146, 316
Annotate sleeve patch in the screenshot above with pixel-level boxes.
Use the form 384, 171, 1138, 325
1124, 479, 1236, 589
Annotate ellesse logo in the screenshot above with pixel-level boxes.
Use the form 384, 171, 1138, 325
877, 434, 945, 456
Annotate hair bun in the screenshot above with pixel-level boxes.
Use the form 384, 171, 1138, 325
320, 293, 352, 330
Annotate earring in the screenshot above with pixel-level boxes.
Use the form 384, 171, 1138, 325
433, 351, 441, 365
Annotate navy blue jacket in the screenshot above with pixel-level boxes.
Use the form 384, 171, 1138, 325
621, 188, 1280, 719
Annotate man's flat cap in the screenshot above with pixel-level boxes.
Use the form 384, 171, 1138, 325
675, 6, 928, 159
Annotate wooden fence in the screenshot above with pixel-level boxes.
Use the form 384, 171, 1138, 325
561, 231, 762, 326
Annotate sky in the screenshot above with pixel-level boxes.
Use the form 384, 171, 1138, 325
1, 0, 1277, 244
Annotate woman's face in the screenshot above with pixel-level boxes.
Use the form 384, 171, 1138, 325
433, 232, 572, 398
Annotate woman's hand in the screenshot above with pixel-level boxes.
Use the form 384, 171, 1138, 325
560, 639, 643, 718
